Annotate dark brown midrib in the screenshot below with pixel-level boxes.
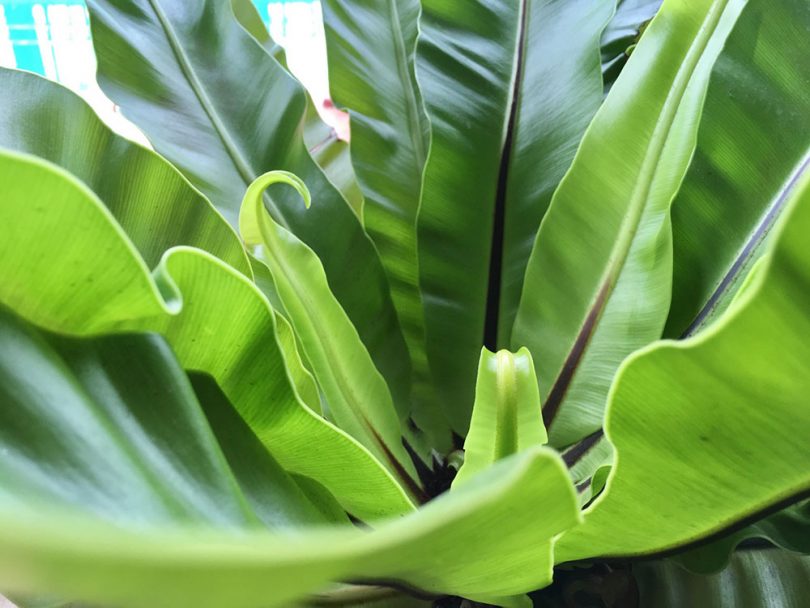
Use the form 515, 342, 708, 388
483, 0, 529, 351
565, 156, 810, 471
366, 418, 427, 503
682, 153, 810, 337
582, 486, 810, 565
562, 428, 605, 468
542, 281, 612, 428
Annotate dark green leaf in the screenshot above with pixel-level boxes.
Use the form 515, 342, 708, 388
416, 0, 613, 434
321, 0, 442, 445
635, 550, 810, 607
665, 0, 810, 337
601, 0, 662, 91
0, 67, 249, 275
514, 0, 747, 446
87, 0, 412, 414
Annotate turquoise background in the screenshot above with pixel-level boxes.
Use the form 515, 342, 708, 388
0, 1, 313, 76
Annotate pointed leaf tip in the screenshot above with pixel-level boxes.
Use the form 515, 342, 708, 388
454, 347, 547, 487
240, 171, 312, 246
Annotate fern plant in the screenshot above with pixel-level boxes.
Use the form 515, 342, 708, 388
0, 0, 808, 606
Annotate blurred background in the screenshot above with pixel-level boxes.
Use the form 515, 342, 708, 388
0, 0, 331, 142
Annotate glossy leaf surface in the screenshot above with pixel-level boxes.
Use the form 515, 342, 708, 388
87, 0, 412, 415
416, 0, 613, 434
555, 169, 810, 562
601, 0, 662, 90
322, 0, 442, 445
514, 0, 747, 447
635, 550, 810, 607
665, 0, 810, 337
0, 67, 249, 275
673, 500, 810, 574
0, 308, 333, 530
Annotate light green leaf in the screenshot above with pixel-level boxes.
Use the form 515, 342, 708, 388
270, 308, 322, 415
665, 0, 810, 337
416, 0, 613, 434
0, 67, 249, 276
513, 0, 747, 447
87, 0, 413, 415
0, 149, 413, 520
0, 151, 171, 332
0, 446, 579, 608
454, 347, 546, 488
239, 172, 422, 497
554, 168, 810, 563
635, 550, 810, 607
321, 0, 440, 443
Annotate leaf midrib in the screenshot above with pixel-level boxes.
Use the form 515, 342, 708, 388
683, 151, 810, 336
388, 0, 427, 170
147, 0, 268, 209
483, 0, 528, 350
592, 484, 810, 563
260, 233, 421, 496
542, 0, 731, 428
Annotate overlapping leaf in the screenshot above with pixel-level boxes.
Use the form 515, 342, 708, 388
673, 500, 810, 574
86, 0, 412, 415
303, 100, 364, 219
228, 0, 364, 220
416, 0, 613, 434
555, 169, 810, 563
665, 0, 810, 337
0, 149, 412, 520
0, 308, 337, 530
0, 146, 589, 607
454, 347, 546, 487
0, 444, 578, 608
635, 550, 810, 607
601, 0, 662, 90
0, 67, 249, 275
513, 0, 748, 447
240, 172, 421, 495
321, 0, 444, 446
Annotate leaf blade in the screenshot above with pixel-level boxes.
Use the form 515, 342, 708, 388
513, 0, 747, 446
0, 149, 414, 520
239, 171, 422, 495
87, 0, 412, 415
555, 168, 810, 562
665, 0, 810, 336
453, 347, 546, 487
416, 0, 613, 433
0, 67, 250, 275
